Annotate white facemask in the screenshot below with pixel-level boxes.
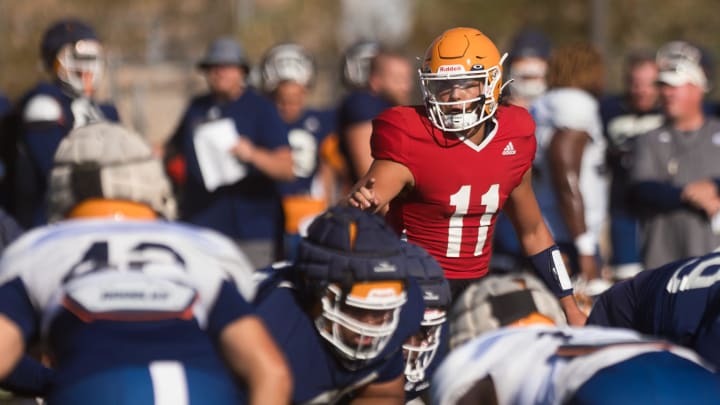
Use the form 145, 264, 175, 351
509, 60, 548, 101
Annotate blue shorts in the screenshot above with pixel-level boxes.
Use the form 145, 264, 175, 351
48, 361, 244, 405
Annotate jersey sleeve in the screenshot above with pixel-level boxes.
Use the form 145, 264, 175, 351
370, 108, 410, 166
0, 355, 54, 397
549, 90, 599, 135
21, 95, 68, 177
194, 226, 258, 301
205, 279, 256, 340
0, 278, 38, 340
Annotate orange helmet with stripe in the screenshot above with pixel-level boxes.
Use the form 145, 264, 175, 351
420, 27, 507, 132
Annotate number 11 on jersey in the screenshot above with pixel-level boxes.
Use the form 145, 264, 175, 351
447, 184, 500, 258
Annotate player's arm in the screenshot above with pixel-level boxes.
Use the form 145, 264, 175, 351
350, 374, 405, 405
504, 169, 587, 326
219, 315, 292, 405
346, 159, 413, 213
232, 140, 295, 182
548, 129, 599, 276
0, 314, 23, 379
344, 121, 374, 181
21, 95, 67, 177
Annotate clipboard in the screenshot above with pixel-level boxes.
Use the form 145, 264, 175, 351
192, 118, 247, 191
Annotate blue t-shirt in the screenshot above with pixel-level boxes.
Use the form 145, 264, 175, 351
170, 88, 290, 240
337, 90, 392, 183
254, 266, 424, 404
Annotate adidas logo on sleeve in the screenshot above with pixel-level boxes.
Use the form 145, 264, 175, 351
502, 141, 517, 156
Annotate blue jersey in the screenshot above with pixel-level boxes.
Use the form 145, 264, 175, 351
0, 219, 256, 402
279, 108, 336, 196
588, 250, 720, 366
170, 88, 289, 241
253, 266, 424, 404
337, 90, 392, 183
14, 81, 119, 227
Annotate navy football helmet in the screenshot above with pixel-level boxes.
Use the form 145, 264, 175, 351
401, 242, 450, 383
41, 19, 104, 97
296, 206, 409, 367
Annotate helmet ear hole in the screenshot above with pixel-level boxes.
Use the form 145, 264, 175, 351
70, 162, 103, 203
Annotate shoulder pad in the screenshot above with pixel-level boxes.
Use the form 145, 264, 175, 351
23, 94, 62, 123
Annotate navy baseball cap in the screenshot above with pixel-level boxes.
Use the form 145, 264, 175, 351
41, 18, 99, 69
198, 37, 250, 72
508, 29, 552, 62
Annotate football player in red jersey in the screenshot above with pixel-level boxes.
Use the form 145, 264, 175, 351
346, 27, 586, 325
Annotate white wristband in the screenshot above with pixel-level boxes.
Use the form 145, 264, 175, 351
574, 232, 597, 256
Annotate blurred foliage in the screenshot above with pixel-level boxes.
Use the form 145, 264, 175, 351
1, 0, 720, 100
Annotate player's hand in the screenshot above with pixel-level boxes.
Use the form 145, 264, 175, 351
682, 180, 719, 213
231, 136, 255, 163
347, 178, 379, 211
559, 295, 588, 326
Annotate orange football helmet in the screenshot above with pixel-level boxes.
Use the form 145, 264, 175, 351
420, 27, 507, 132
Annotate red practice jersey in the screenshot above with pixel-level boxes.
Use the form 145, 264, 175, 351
372, 105, 536, 279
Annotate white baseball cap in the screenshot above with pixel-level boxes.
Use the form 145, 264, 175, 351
657, 60, 708, 91
656, 41, 709, 91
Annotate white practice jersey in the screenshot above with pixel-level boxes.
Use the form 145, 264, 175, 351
0, 218, 257, 338
431, 325, 709, 405
531, 88, 608, 244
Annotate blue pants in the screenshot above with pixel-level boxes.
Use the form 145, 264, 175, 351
49, 362, 244, 405
609, 210, 642, 266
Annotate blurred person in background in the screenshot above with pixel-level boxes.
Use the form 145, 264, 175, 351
600, 50, 663, 280
505, 29, 552, 110
346, 27, 586, 325
432, 273, 720, 405
530, 42, 611, 302
0, 122, 291, 404
337, 43, 413, 184
259, 42, 346, 260
340, 40, 381, 92
630, 40, 720, 269
166, 37, 293, 268
7, 18, 119, 228
490, 28, 552, 274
